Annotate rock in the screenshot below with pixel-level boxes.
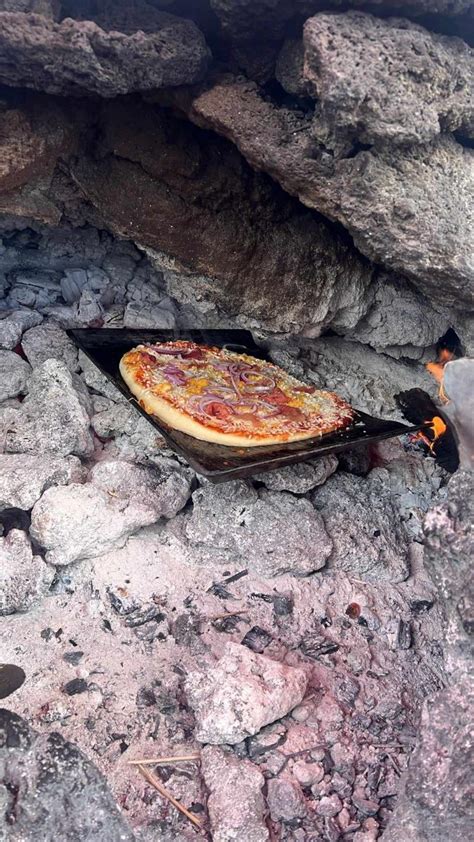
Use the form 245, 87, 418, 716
0, 309, 42, 349
0, 453, 83, 510
185, 642, 308, 744
70, 97, 378, 339
316, 794, 343, 817
30, 459, 192, 565
0, 97, 74, 196
0, 8, 210, 97
2, 359, 93, 457
266, 775, 306, 822
443, 358, 474, 469
201, 746, 269, 842
123, 300, 176, 329
303, 12, 474, 147
177, 481, 332, 576
0, 350, 31, 400
275, 38, 308, 97
292, 760, 324, 787
21, 322, 78, 371
0, 708, 136, 840
352, 795, 380, 817
254, 455, 338, 493
0, 529, 54, 615
312, 472, 411, 582
182, 78, 474, 307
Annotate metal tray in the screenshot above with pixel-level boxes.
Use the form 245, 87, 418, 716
68, 328, 423, 482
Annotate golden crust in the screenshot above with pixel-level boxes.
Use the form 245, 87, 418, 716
119, 341, 354, 447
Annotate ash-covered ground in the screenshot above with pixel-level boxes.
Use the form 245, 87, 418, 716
0, 279, 456, 841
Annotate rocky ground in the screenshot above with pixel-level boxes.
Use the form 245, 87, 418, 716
0, 306, 456, 841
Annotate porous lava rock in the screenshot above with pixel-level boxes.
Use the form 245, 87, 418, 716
0, 6, 210, 97
0, 529, 54, 615
303, 12, 474, 147
185, 642, 308, 743
254, 454, 338, 493
0, 708, 136, 840
1, 359, 94, 457
181, 78, 474, 307
201, 746, 269, 842
0, 453, 83, 510
0, 310, 42, 350
30, 459, 192, 565
169, 480, 332, 577
0, 350, 31, 401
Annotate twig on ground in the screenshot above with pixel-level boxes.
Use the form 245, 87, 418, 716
136, 763, 202, 829
129, 754, 200, 766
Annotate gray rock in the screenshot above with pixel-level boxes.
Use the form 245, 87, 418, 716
443, 358, 474, 470
0, 350, 31, 401
0, 529, 54, 615
316, 793, 343, 817
2, 359, 93, 457
0, 708, 136, 840
312, 472, 411, 582
123, 300, 176, 329
303, 12, 474, 147
185, 642, 308, 744
30, 459, 192, 565
60, 268, 88, 304
254, 455, 338, 493
179, 481, 332, 577
266, 775, 307, 822
0, 453, 83, 510
0, 7, 210, 97
201, 746, 269, 842
275, 38, 308, 97
21, 322, 78, 371
79, 349, 125, 401
185, 80, 474, 307
0, 310, 43, 354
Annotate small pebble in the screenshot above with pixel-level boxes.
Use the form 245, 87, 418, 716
316, 794, 343, 817
291, 703, 311, 722
63, 678, 88, 696
292, 760, 324, 787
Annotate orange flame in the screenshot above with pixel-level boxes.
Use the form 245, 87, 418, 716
412, 415, 447, 453
425, 349, 454, 403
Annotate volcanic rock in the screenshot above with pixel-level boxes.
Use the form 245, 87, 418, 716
303, 12, 474, 147
266, 775, 307, 822
0, 708, 136, 840
0, 453, 83, 510
2, 359, 93, 457
443, 358, 474, 469
0, 309, 42, 349
0, 8, 210, 97
0, 97, 74, 195
30, 459, 192, 565
185, 642, 308, 743
201, 746, 269, 842
183, 78, 474, 306
312, 472, 411, 582
254, 455, 338, 493
172, 481, 332, 577
21, 322, 79, 371
0, 350, 31, 401
0, 529, 54, 614
69, 97, 377, 338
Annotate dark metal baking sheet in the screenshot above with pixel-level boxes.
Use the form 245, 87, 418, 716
68, 328, 423, 482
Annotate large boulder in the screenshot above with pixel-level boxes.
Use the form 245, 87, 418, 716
303, 12, 474, 147
0, 708, 136, 840
180, 78, 474, 308
0, 7, 210, 97
185, 642, 308, 743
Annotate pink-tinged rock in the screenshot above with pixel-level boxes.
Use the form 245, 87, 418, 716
0, 529, 54, 615
185, 642, 308, 744
201, 746, 269, 842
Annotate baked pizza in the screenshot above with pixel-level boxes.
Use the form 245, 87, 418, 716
119, 340, 354, 447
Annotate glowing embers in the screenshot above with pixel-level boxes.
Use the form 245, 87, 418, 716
425, 328, 464, 402
411, 415, 447, 453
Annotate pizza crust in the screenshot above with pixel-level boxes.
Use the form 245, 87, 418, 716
120, 358, 328, 447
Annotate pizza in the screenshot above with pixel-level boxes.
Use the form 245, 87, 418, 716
119, 340, 354, 447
